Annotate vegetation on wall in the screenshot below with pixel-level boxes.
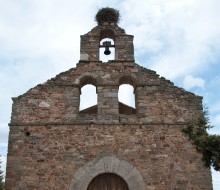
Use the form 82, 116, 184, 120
95, 7, 120, 25
183, 108, 220, 171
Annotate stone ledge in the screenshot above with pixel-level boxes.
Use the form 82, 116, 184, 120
9, 122, 188, 126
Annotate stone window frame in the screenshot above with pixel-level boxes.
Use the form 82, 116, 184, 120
118, 75, 137, 112
69, 156, 146, 190
77, 73, 99, 113
78, 73, 98, 89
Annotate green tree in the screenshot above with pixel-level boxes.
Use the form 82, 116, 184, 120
0, 157, 4, 190
183, 108, 220, 171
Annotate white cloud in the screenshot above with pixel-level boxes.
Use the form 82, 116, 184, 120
0, 123, 9, 146
0, 0, 108, 68
212, 168, 220, 189
210, 102, 220, 113
120, 0, 220, 79
209, 115, 220, 135
211, 115, 220, 187
213, 115, 220, 125
0, 154, 7, 177
0, 123, 8, 177
183, 75, 205, 90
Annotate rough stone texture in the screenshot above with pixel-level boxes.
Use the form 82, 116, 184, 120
80, 22, 134, 61
6, 19, 212, 190
9, 61, 203, 125
6, 125, 212, 190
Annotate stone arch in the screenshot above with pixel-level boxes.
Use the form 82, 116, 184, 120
75, 72, 101, 93
75, 73, 99, 112
100, 29, 115, 41
77, 73, 99, 89
118, 75, 137, 112
118, 74, 137, 88
69, 156, 146, 190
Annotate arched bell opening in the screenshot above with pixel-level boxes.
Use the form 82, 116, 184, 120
99, 38, 115, 62
87, 173, 129, 190
99, 29, 116, 62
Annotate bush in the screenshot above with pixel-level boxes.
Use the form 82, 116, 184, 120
183, 109, 220, 171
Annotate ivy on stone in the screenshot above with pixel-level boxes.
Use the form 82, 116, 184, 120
183, 108, 220, 171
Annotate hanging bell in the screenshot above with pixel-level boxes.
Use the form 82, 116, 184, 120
104, 46, 111, 55
103, 41, 111, 55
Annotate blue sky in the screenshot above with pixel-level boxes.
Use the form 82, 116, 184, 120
0, 0, 220, 188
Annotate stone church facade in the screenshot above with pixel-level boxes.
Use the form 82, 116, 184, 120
6, 9, 212, 190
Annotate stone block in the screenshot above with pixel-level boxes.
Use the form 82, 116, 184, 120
105, 109, 118, 115
117, 160, 134, 177
80, 53, 89, 60
63, 114, 77, 118
125, 167, 144, 183
94, 158, 105, 174
103, 156, 120, 173
69, 179, 87, 190
39, 102, 51, 108
103, 92, 118, 98
74, 167, 92, 184
129, 181, 146, 190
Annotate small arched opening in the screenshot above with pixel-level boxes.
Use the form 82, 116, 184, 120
79, 84, 97, 112
118, 76, 136, 114
99, 29, 115, 62
87, 173, 129, 190
79, 76, 97, 114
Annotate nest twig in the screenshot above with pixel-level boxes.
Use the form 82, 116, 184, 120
95, 7, 120, 25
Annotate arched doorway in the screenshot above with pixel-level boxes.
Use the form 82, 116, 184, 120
87, 173, 129, 190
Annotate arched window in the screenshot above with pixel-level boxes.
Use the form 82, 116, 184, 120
118, 84, 136, 114
118, 76, 136, 114
79, 84, 97, 113
87, 173, 129, 190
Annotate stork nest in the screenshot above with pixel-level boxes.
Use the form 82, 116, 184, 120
95, 7, 120, 25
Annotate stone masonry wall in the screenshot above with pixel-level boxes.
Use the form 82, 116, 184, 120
80, 23, 134, 61
6, 17, 212, 190
6, 60, 212, 190
6, 124, 212, 190
10, 61, 203, 126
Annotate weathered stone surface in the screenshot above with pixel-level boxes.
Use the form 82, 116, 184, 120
9, 60, 203, 125
39, 101, 51, 108
6, 124, 212, 189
